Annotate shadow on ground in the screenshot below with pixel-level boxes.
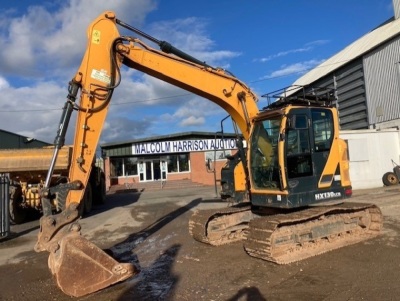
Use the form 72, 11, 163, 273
104, 196, 204, 300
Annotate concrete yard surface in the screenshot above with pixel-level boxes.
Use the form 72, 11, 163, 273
0, 185, 399, 301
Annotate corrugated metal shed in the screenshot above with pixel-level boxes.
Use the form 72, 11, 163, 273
291, 17, 400, 88
363, 36, 400, 125
303, 59, 368, 129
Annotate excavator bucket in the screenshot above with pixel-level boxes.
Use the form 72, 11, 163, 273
35, 199, 139, 297
47, 232, 138, 297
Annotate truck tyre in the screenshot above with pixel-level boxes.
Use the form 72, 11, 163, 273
78, 182, 93, 217
9, 185, 27, 224
93, 176, 106, 205
382, 171, 399, 186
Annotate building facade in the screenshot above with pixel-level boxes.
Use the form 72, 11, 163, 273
100, 132, 238, 190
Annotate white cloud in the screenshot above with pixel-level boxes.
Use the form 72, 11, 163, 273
255, 40, 330, 63
174, 98, 223, 119
101, 116, 153, 144
156, 97, 226, 133
258, 47, 312, 63
305, 40, 330, 47
261, 59, 325, 80
112, 73, 190, 107
0, 81, 66, 143
180, 116, 205, 126
148, 17, 241, 66
0, 0, 158, 77
0, 0, 245, 145
0, 77, 9, 90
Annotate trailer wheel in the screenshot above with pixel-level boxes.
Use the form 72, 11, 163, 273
9, 185, 27, 224
382, 172, 399, 186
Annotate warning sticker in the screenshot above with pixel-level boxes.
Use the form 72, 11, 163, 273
91, 69, 111, 84
92, 30, 101, 44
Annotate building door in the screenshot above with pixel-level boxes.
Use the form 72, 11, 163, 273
153, 160, 161, 180
138, 159, 166, 182
139, 162, 145, 181
154, 159, 167, 181
145, 161, 152, 181
139, 161, 153, 182
160, 160, 167, 180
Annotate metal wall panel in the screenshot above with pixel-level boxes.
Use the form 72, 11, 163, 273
394, 0, 400, 20
335, 60, 368, 129
293, 59, 368, 130
364, 36, 400, 126
103, 144, 133, 157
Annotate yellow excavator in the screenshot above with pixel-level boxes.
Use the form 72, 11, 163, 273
35, 11, 383, 297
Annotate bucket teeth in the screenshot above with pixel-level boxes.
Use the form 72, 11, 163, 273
48, 232, 138, 297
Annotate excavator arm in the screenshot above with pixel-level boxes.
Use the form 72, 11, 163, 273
35, 11, 259, 297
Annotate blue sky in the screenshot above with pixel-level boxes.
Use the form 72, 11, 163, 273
0, 0, 394, 146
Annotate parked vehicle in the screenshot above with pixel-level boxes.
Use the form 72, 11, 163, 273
0, 146, 105, 224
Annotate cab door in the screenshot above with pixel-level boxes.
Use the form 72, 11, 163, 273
310, 108, 335, 187
284, 107, 335, 205
284, 108, 315, 195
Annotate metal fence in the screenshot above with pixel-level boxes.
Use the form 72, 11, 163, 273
0, 174, 10, 238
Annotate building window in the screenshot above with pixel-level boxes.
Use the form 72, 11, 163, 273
167, 155, 178, 172
178, 154, 189, 172
125, 157, 138, 176
110, 157, 138, 177
205, 150, 232, 161
110, 158, 123, 177
167, 153, 190, 173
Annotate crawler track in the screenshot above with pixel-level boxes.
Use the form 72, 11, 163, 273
189, 204, 253, 246
244, 202, 382, 264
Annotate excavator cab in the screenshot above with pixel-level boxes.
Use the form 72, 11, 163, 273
248, 88, 352, 208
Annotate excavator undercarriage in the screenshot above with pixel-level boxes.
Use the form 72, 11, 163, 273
189, 202, 383, 264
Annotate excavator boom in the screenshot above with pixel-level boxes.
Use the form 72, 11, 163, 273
36, 11, 259, 297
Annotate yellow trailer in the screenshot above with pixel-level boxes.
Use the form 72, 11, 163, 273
0, 146, 105, 223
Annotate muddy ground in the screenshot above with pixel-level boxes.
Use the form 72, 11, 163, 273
0, 185, 400, 301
